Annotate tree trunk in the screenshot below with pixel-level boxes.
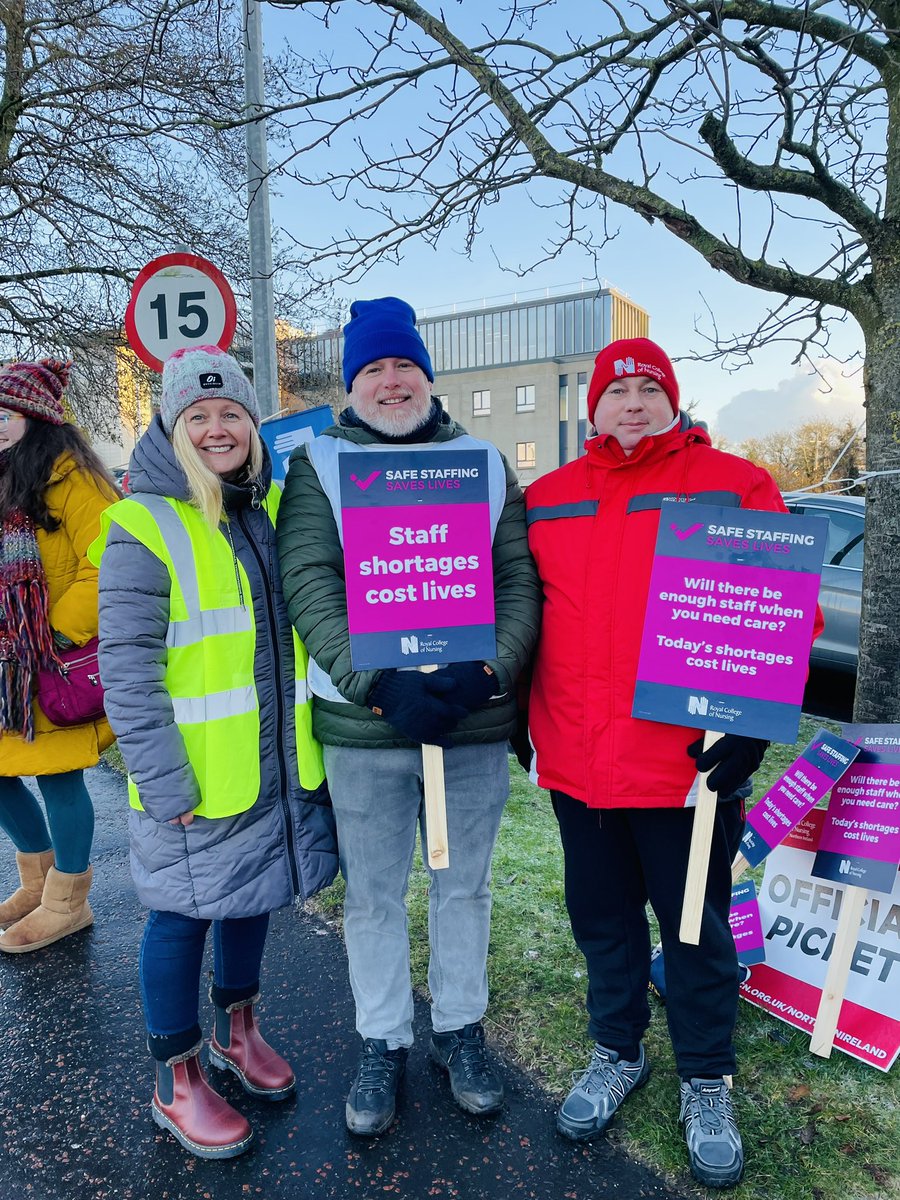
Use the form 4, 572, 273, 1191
855, 315, 900, 722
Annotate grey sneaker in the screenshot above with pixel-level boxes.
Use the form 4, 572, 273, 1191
679, 1077, 744, 1188
556, 1043, 649, 1140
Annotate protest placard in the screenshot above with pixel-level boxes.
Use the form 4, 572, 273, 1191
734, 729, 860, 879
631, 502, 827, 944
633, 502, 826, 740
338, 448, 498, 870
809, 726, 900, 1057
742, 809, 900, 1071
729, 880, 766, 967
260, 406, 333, 485
339, 448, 496, 671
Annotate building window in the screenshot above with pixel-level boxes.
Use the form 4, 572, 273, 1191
577, 371, 588, 420
558, 374, 569, 420
516, 442, 536, 471
473, 389, 491, 416
516, 384, 536, 412
436, 393, 449, 415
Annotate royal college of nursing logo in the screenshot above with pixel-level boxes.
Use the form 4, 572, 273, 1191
400, 635, 419, 655
688, 695, 709, 717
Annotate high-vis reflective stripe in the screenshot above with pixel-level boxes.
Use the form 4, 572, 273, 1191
166, 608, 253, 648
171, 686, 258, 725
92, 486, 324, 817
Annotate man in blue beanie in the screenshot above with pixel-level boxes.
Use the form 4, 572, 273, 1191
277, 297, 540, 1136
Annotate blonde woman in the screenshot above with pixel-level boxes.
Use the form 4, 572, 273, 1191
95, 346, 337, 1159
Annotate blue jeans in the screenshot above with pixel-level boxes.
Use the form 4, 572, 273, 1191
324, 742, 509, 1049
0, 771, 94, 874
139, 909, 270, 1060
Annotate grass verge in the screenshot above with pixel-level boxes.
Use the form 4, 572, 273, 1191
309, 718, 899, 1200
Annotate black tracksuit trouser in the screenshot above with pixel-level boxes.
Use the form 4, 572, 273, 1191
552, 791, 745, 1080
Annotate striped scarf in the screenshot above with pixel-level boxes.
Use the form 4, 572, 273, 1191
0, 507, 59, 739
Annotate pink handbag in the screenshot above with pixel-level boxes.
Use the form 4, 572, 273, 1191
36, 637, 106, 727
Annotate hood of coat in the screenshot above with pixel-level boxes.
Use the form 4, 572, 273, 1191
127, 413, 272, 508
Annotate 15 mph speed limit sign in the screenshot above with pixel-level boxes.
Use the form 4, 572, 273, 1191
125, 252, 238, 371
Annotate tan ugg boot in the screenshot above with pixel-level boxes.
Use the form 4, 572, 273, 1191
0, 865, 93, 953
0, 850, 55, 928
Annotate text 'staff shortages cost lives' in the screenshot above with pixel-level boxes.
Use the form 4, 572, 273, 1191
339, 448, 497, 670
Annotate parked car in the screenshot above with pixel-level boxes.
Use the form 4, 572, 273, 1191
782, 491, 864, 674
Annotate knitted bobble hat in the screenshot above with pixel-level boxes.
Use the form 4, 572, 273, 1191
0, 358, 69, 425
587, 337, 680, 425
341, 297, 434, 392
160, 345, 259, 435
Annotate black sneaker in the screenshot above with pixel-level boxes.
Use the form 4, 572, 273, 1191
679, 1077, 744, 1188
557, 1043, 649, 1140
430, 1023, 504, 1115
345, 1038, 407, 1136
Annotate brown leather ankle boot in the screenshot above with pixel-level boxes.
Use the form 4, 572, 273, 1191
0, 850, 55, 928
209, 993, 296, 1100
152, 1044, 253, 1159
0, 865, 93, 953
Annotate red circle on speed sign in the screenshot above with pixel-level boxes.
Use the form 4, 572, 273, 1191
125, 252, 238, 372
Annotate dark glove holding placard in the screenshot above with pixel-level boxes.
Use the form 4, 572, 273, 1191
687, 733, 769, 798
369, 670, 468, 747
439, 661, 498, 713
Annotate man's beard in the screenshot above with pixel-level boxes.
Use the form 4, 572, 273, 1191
363, 396, 432, 437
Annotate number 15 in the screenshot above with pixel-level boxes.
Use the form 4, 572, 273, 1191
148, 291, 209, 340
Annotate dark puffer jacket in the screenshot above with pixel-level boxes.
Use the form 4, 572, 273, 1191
277, 407, 541, 749
96, 416, 337, 919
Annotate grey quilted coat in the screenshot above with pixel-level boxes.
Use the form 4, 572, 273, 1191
97, 417, 338, 919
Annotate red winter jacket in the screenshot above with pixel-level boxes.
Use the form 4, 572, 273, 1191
525, 421, 823, 809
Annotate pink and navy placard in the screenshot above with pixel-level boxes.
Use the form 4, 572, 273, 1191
633, 502, 827, 742
740, 730, 860, 867
813, 725, 900, 896
729, 880, 766, 966
340, 448, 497, 669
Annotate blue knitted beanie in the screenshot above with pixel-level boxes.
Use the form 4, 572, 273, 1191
341, 297, 434, 392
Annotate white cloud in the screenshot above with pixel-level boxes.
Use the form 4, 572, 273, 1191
712, 360, 865, 444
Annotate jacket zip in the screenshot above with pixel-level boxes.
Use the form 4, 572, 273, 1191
235, 505, 301, 900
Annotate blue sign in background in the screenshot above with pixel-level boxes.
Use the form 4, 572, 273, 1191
260, 406, 333, 485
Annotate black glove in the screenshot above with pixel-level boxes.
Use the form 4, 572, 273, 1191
439, 661, 498, 713
687, 734, 769, 797
368, 670, 468, 746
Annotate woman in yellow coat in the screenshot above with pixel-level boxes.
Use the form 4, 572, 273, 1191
0, 359, 117, 953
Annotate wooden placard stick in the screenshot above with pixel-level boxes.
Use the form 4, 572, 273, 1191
680, 730, 724, 944
731, 851, 750, 885
809, 884, 868, 1058
419, 665, 449, 870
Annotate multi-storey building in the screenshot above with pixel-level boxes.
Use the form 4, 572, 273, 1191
285, 284, 649, 481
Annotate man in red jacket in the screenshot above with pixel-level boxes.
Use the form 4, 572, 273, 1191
526, 338, 815, 1189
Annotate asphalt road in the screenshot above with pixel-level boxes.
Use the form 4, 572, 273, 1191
0, 764, 685, 1200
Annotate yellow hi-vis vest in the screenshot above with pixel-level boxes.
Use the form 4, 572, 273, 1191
90, 486, 324, 817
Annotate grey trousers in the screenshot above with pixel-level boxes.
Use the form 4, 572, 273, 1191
324, 742, 509, 1048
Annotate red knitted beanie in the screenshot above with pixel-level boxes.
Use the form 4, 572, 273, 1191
587, 338, 679, 425
0, 358, 69, 425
